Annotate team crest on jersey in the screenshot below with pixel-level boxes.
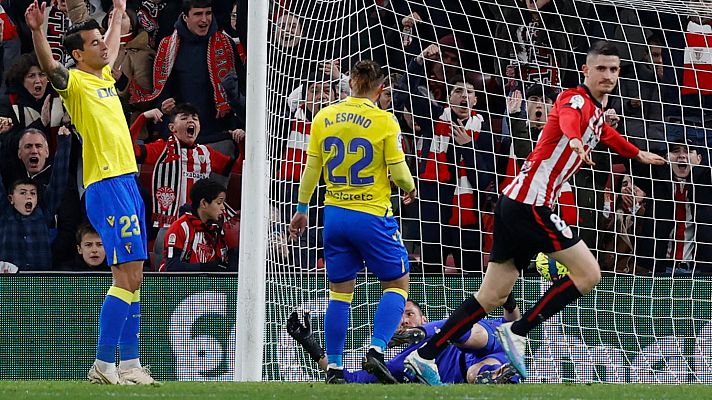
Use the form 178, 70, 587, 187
125, 242, 133, 254
107, 216, 115, 227
156, 186, 176, 211
569, 94, 585, 110
168, 233, 177, 246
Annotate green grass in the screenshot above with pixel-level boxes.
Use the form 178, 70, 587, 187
0, 381, 711, 400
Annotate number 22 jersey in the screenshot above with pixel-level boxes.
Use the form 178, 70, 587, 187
306, 96, 406, 216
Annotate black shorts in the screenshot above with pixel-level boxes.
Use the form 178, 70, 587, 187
489, 196, 581, 270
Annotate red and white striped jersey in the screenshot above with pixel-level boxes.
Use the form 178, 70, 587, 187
137, 136, 234, 228
503, 85, 639, 208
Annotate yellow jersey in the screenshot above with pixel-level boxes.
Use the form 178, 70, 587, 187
55, 65, 137, 188
307, 96, 406, 216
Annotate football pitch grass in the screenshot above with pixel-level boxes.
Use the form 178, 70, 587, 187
0, 381, 710, 399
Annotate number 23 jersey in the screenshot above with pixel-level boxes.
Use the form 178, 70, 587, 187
307, 96, 406, 216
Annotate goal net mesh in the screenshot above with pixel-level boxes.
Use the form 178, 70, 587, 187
263, 0, 712, 383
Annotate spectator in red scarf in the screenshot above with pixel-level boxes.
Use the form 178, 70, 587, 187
159, 178, 234, 272
130, 102, 242, 233
131, 0, 241, 157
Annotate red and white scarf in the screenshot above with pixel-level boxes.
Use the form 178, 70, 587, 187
130, 29, 236, 116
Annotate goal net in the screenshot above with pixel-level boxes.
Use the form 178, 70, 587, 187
262, 0, 712, 383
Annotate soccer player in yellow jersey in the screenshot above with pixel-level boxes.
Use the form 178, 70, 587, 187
289, 60, 417, 384
26, 0, 155, 385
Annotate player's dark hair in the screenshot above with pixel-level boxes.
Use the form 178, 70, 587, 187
63, 19, 102, 60
587, 40, 620, 58
182, 0, 212, 14
170, 103, 200, 122
190, 178, 226, 214
9, 177, 39, 194
75, 221, 99, 244
350, 60, 385, 96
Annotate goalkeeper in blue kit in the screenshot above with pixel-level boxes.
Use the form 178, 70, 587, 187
286, 295, 522, 384
289, 60, 417, 384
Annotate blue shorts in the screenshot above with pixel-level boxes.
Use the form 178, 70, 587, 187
323, 206, 409, 283
85, 174, 147, 266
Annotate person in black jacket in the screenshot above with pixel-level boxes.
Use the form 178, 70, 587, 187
635, 137, 712, 274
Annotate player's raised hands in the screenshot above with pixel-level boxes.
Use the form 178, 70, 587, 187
635, 150, 667, 166
569, 138, 595, 166
25, 1, 47, 31
113, 0, 127, 12
289, 212, 308, 240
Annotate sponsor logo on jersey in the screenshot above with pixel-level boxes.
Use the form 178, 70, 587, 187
107, 216, 115, 227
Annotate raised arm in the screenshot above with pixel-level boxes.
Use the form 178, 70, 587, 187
25, 1, 69, 90
104, 0, 126, 68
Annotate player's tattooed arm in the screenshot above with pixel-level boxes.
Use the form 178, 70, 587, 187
26, 1, 69, 90
46, 63, 70, 91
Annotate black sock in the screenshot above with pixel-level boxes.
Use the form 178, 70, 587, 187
417, 296, 486, 360
511, 275, 582, 336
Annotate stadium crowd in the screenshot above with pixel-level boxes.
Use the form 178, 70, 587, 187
0, 0, 709, 275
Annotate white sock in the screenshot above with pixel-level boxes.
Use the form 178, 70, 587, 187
327, 363, 343, 370
119, 358, 141, 370
95, 359, 117, 374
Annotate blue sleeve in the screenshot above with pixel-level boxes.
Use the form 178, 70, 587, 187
44, 134, 70, 216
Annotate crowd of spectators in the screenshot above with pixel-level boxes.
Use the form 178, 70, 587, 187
0, 0, 710, 275
0, 0, 245, 272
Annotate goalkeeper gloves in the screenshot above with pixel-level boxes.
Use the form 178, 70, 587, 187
388, 327, 426, 347
286, 311, 325, 363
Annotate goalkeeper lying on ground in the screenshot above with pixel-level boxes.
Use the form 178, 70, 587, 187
287, 295, 522, 384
